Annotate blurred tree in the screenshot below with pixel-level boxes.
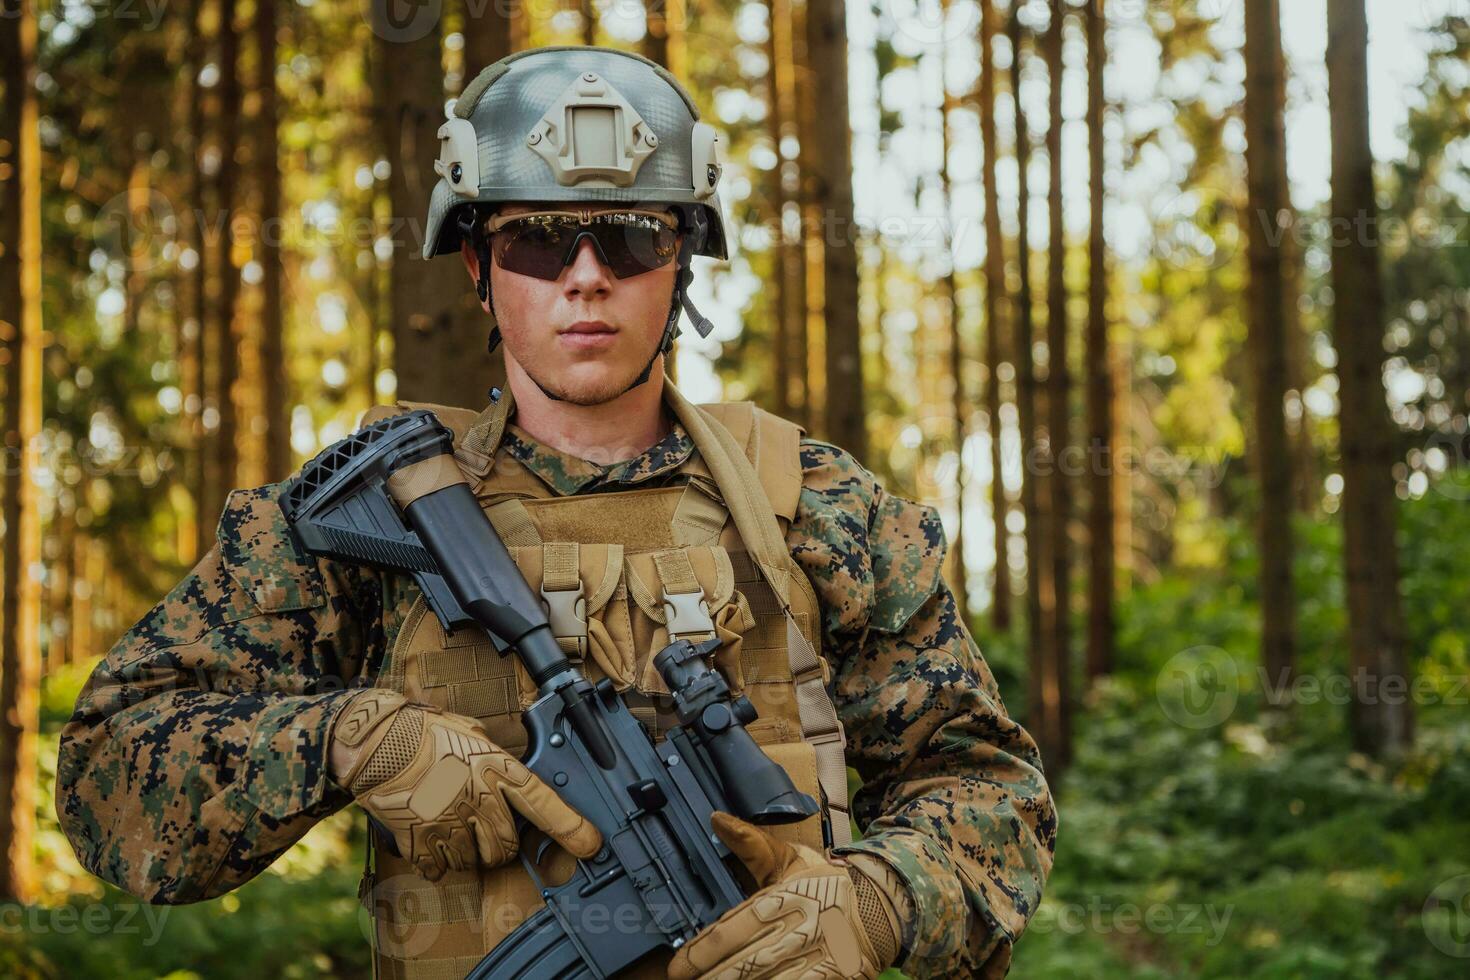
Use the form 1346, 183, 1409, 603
1042, 0, 1073, 768
1325, 0, 1413, 756
938, 5, 971, 616
581, 0, 598, 46
786, 0, 813, 430
1010, 0, 1050, 738
1084, 0, 1113, 681
462, 0, 513, 75
806, 0, 866, 461
0, 0, 42, 903
211, 0, 242, 521
644, 0, 685, 75
256, 0, 290, 481
371, 6, 499, 407
762, 0, 804, 420
1242, 0, 1297, 701
794, 0, 822, 433
183, 0, 210, 559
979, 0, 1011, 632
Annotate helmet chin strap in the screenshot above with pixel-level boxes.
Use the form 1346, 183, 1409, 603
464, 209, 713, 406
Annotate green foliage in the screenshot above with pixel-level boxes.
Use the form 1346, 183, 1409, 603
1012, 490, 1470, 978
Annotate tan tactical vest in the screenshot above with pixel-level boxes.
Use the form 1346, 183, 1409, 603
355, 385, 851, 980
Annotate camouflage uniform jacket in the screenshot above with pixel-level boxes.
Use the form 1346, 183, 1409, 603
57, 411, 1057, 978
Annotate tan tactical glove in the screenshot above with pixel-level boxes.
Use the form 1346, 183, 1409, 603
667, 811, 912, 980
327, 689, 602, 881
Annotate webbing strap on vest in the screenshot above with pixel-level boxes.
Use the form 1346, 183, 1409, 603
484, 499, 542, 546
664, 386, 852, 846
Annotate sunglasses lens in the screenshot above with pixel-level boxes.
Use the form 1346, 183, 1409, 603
492, 219, 576, 280
491, 212, 678, 281
596, 214, 679, 279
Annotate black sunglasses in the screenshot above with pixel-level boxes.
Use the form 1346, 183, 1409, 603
484, 208, 682, 281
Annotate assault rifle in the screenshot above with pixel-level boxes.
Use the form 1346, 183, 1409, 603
279, 409, 820, 979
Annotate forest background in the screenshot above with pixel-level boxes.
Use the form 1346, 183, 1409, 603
2, 0, 1469, 977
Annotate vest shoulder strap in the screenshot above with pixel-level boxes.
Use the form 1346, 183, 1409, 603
697, 402, 804, 524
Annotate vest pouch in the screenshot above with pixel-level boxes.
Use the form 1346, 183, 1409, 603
622, 546, 755, 697
505, 542, 630, 698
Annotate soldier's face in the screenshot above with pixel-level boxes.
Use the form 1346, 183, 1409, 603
463, 202, 682, 406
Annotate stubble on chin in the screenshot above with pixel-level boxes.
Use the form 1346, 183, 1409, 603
516, 352, 654, 406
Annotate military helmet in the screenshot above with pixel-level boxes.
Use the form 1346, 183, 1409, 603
424, 46, 727, 384
424, 45, 728, 263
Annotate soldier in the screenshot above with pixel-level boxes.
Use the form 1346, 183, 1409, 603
57, 47, 1056, 979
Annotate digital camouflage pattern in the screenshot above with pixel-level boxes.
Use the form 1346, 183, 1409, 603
58, 411, 1056, 978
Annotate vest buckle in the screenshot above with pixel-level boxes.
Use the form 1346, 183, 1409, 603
662, 588, 716, 640
540, 582, 588, 658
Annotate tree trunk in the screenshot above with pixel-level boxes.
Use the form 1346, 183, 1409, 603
1010, 4, 1050, 745
213, 0, 242, 508
1084, 0, 1114, 681
176, 1, 204, 559
190, 0, 215, 558
980, 0, 1011, 631
939, 37, 971, 617
1325, 0, 1413, 756
1273, 30, 1318, 511
1043, 0, 1073, 769
806, 0, 867, 461
374, 10, 500, 407
789, 0, 814, 431
256, 0, 291, 481
1112, 317, 1131, 581
462, 0, 513, 75
52, 508, 75, 667
581, 0, 598, 45
763, 0, 793, 417
1243, 0, 1297, 701
71, 534, 93, 671
0, 0, 43, 902
643, 0, 683, 74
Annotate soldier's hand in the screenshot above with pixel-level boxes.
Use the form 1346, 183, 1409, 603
667, 812, 905, 980
327, 689, 602, 881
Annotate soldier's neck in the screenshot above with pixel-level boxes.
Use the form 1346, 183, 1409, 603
506, 359, 670, 466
